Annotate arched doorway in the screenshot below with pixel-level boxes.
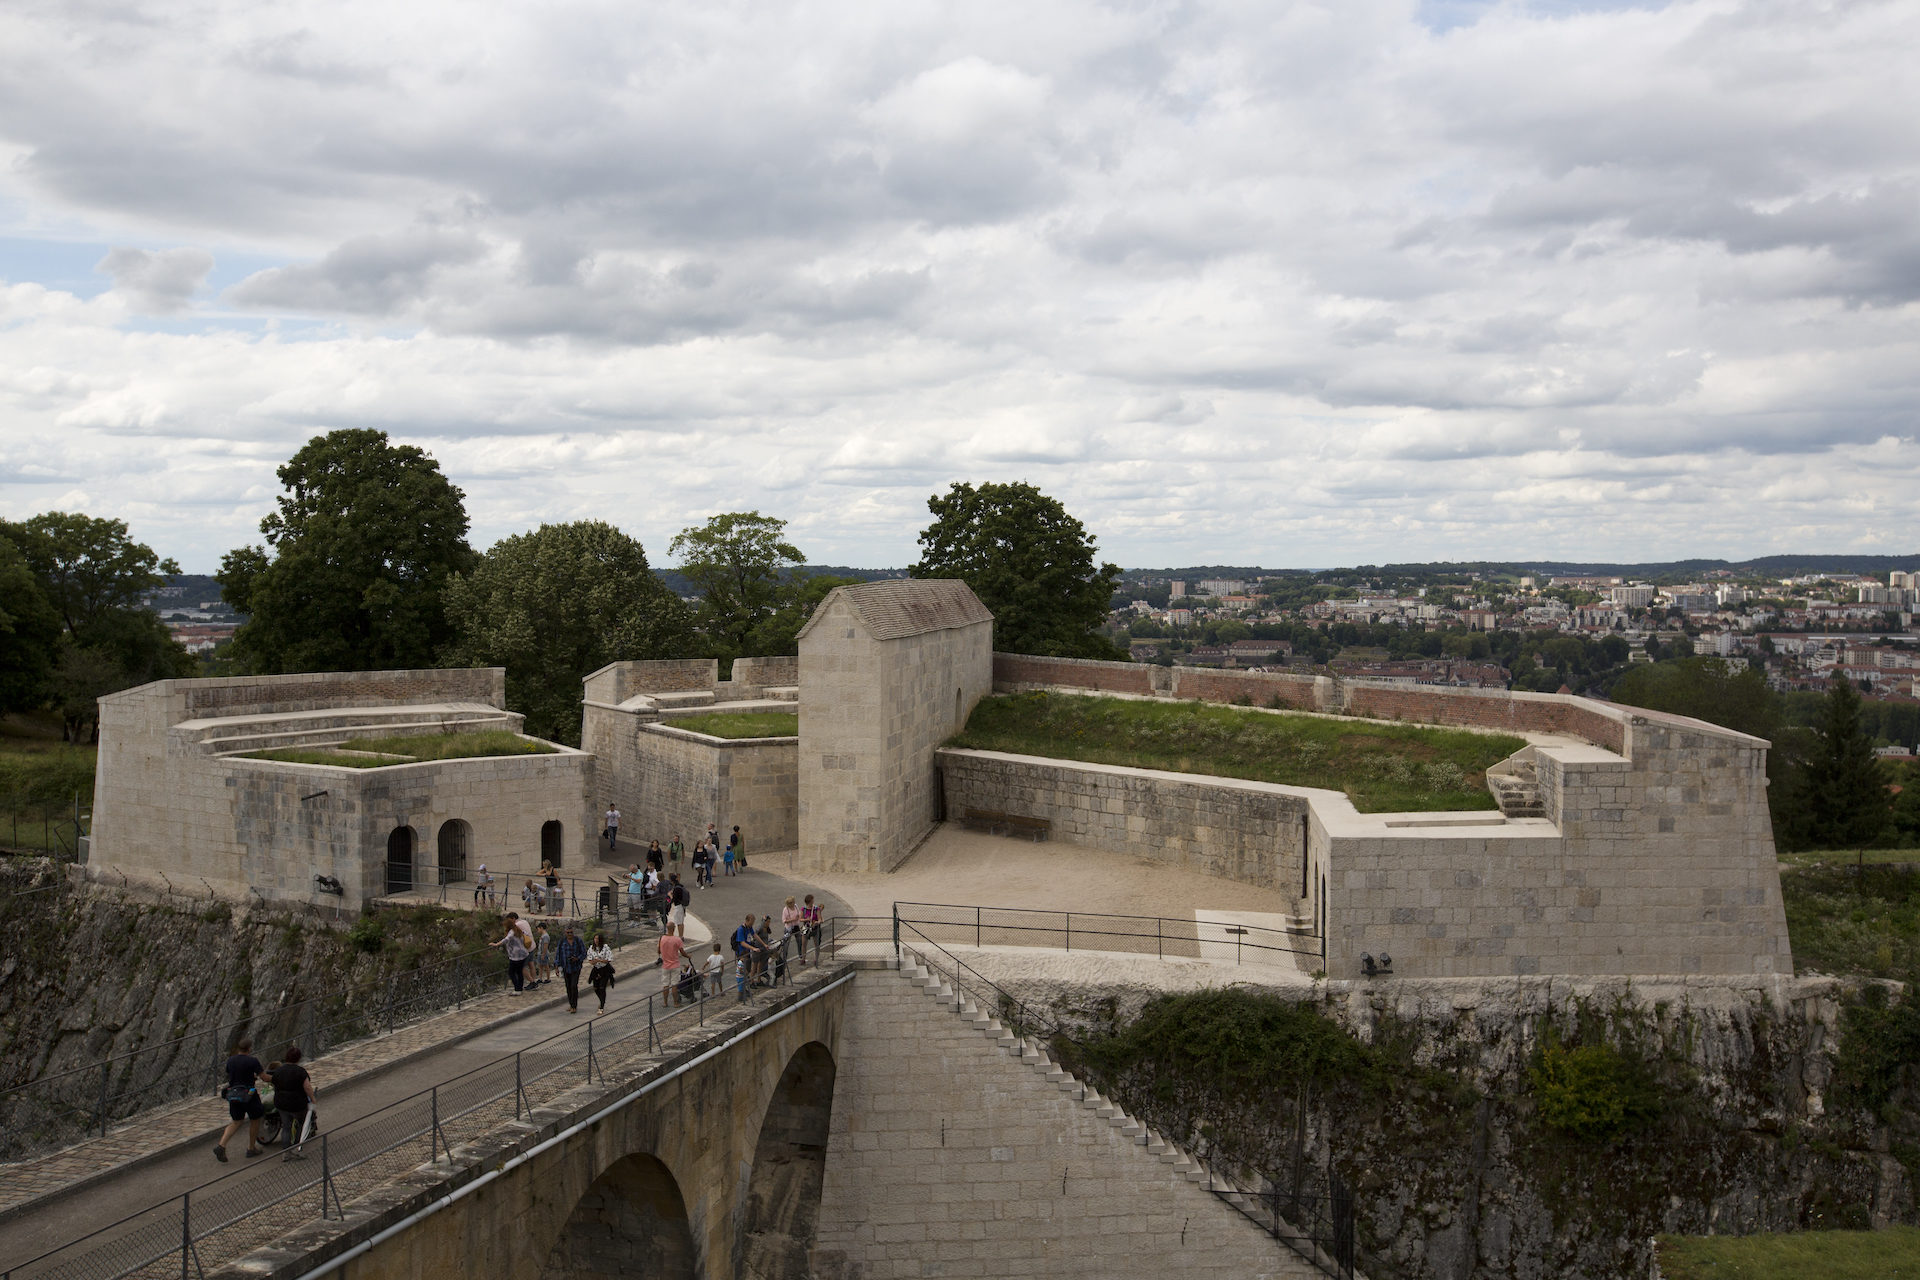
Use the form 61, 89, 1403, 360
741, 1041, 836, 1278
437, 819, 471, 882
541, 820, 563, 868
385, 826, 414, 895
542, 1153, 695, 1279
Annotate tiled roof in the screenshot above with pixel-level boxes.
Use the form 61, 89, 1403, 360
797, 578, 994, 642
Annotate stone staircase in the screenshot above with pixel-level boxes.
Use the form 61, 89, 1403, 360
1486, 760, 1546, 818
892, 950, 1359, 1280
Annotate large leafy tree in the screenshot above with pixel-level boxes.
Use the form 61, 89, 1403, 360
0, 513, 194, 737
0, 535, 62, 714
441, 521, 696, 744
1609, 657, 1780, 741
1796, 672, 1892, 850
911, 481, 1123, 659
669, 512, 805, 659
221, 430, 476, 673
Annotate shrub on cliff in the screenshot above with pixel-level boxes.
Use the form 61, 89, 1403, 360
1527, 1031, 1663, 1141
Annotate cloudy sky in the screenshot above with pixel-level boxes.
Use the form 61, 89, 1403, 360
1, 0, 1916, 572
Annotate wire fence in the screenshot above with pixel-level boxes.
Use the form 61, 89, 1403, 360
0, 891, 669, 1166
893, 917, 1355, 1280
4, 917, 880, 1280
0, 795, 84, 859
889, 900, 1320, 967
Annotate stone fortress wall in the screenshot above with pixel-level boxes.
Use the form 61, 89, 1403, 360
89, 669, 593, 910
581, 657, 801, 858
976, 654, 1791, 979
796, 580, 995, 874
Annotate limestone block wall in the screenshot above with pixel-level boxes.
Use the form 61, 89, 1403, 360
798, 596, 993, 873
729, 655, 798, 689
935, 748, 1309, 898
581, 658, 718, 706
170, 668, 505, 721
618, 723, 799, 854
811, 965, 1308, 1279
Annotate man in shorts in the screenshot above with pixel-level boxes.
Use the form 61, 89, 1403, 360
667, 874, 689, 934
215, 1037, 268, 1161
659, 927, 686, 1005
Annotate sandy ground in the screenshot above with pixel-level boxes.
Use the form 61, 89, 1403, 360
804, 823, 1303, 922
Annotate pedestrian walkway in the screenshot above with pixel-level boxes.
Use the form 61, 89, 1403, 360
0, 932, 665, 1273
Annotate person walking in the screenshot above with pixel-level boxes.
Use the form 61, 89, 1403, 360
691, 841, 711, 888
659, 927, 687, 1006
668, 874, 689, 934
646, 840, 664, 874
492, 911, 532, 993
703, 942, 725, 996
801, 894, 822, 964
730, 825, 747, 871
668, 834, 683, 874
532, 921, 553, 985
781, 896, 802, 953
586, 932, 616, 1011
214, 1037, 267, 1161
556, 924, 588, 1013
269, 1046, 315, 1151
732, 914, 762, 1000
721, 836, 736, 878
604, 804, 621, 854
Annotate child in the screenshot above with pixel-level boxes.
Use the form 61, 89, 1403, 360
703, 943, 725, 996
721, 838, 736, 877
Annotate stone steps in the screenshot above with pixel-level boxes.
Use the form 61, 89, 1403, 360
891, 952, 1358, 1279
1488, 763, 1546, 818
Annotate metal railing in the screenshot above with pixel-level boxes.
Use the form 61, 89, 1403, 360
0, 794, 84, 859
890, 900, 1320, 966
891, 916, 1355, 1280
379, 862, 692, 922
4, 916, 880, 1280
0, 893, 667, 1166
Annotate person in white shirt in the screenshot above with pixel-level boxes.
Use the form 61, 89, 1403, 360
585, 933, 616, 1011
604, 805, 621, 853
702, 943, 725, 996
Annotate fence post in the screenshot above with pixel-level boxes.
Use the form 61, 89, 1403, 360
1065, 914, 1071, 953
384, 973, 396, 1034
891, 906, 899, 962
97, 1060, 109, 1138
180, 1190, 191, 1280
647, 997, 656, 1052
1157, 917, 1163, 960
431, 1085, 441, 1163
976, 905, 981, 948
514, 1054, 523, 1121
587, 1022, 596, 1083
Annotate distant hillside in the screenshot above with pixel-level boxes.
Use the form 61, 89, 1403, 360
1124, 557, 1920, 581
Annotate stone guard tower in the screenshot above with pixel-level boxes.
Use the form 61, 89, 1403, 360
795, 579, 993, 873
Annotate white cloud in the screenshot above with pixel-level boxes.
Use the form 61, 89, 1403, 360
0, 0, 1915, 572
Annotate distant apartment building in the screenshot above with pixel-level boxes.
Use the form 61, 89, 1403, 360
1196, 579, 1246, 597
1169, 581, 1186, 599
1610, 585, 1656, 608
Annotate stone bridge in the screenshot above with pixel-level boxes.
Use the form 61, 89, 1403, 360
245, 963, 855, 1280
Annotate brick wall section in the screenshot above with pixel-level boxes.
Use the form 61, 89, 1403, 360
994, 653, 1629, 753
811, 968, 1313, 1279
937, 749, 1308, 898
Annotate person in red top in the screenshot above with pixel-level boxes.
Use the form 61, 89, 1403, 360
658, 929, 686, 1005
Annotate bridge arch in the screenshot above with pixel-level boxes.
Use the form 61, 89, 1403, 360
739, 1041, 836, 1279
540, 1152, 695, 1280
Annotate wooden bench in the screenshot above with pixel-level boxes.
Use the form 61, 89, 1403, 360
961, 807, 1051, 842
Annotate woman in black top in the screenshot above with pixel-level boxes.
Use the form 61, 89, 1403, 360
215, 1036, 267, 1161
270, 1045, 315, 1146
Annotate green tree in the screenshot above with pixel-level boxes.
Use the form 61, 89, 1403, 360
221, 430, 475, 673
1610, 657, 1779, 741
1798, 672, 1892, 850
441, 521, 696, 744
669, 512, 805, 660
0, 535, 62, 714
1, 513, 194, 737
911, 481, 1122, 659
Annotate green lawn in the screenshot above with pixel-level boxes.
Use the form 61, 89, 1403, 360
675, 711, 800, 740
243, 730, 557, 769
949, 692, 1524, 813
1780, 859, 1920, 980
1657, 1226, 1920, 1279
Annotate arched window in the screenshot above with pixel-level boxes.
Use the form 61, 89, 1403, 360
541, 820, 563, 868
385, 826, 415, 895
437, 819, 471, 881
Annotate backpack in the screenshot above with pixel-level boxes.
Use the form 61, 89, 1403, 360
671, 884, 689, 907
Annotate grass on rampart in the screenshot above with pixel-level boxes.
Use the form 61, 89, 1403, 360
1780, 859, 1920, 980
948, 692, 1522, 813
1656, 1226, 1920, 1279
243, 730, 557, 769
675, 711, 799, 739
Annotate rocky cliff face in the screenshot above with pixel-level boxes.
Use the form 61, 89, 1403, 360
0, 858, 504, 1157
972, 960, 1916, 1280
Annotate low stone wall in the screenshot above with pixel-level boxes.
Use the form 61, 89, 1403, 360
165, 668, 505, 721
623, 724, 799, 854
729, 655, 798, 688
935, 748, 1308, 898
581, 658, 718, 706
993, 652, 1627, 753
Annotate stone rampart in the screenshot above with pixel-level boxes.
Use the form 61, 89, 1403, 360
729, 655, 798, 688
619, 722, 799, 854
581, 658, 718, 706
936, 748, 1309, 900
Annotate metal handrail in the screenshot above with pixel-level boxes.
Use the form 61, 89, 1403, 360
890, 900, 1320, 964
5, 916, 883, 1280
0, 891, 671, 1165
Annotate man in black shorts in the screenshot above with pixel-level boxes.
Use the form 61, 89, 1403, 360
215, 1037, 268, 1161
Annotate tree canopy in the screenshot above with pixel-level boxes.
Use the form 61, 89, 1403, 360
0, 513, 194, 738
221, 430, 475, 673
1795, 672, 1892, 850
441, 521, 696, 744
1608, 657, 1780, 741
669, 512, 806, 659
911, 481, 1122, 659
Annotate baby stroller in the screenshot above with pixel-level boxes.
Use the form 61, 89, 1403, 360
675, 958, 700, 1005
